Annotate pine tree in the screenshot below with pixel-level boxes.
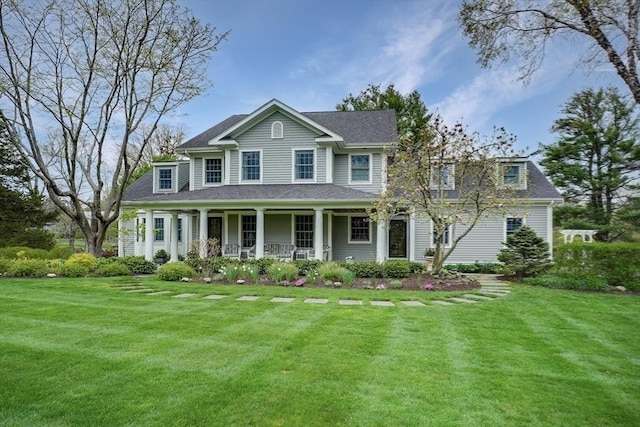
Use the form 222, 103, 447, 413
497, 226, 552, 277
0, 112, 57, 249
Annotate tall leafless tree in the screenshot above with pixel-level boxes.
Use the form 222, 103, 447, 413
0, 0, 228, 255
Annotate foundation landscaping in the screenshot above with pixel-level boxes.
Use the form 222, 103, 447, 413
0, 242, 639, 425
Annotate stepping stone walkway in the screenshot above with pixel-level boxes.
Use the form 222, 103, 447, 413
173, 293, 197, 298
203, 294, 228, 300
112, 274, 511, 308
371, 300, 394, 307
271, 297, 295, 303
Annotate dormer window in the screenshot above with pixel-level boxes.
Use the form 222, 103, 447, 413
271, 121, 283, 139
158, 168, 172, 190
503, 165, 520, 185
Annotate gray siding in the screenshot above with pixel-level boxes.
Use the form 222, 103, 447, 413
230, 112, 323, 185
227, 214, 239, 246
265, 213, 293, 244
177, 161, 189, 191
153, 165, 177, 193
333, 153, 383, 194
331, 216, 377, 261
412, 205, 551, 264
193, 158, 203, 190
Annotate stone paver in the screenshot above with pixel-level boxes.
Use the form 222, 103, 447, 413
449, 297, 478, 304
339, 299, 363, 306
146, 291, 173, 296
125, 288, 154, 293
203, 294, 228, 300
236, 296, 260, 301
401, 300, 426, 307
271, 297, 295, 303
304, 298, 328, 304
173, 293, 198, 298
463, 294, 494, 301
478, 291, 509, 297
371, 300, 394, 307
431, 300, 454, 306
117, 285, 146, 290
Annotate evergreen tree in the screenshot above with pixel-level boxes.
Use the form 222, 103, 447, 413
0, 112, 56, 249
497, 226, 552, 277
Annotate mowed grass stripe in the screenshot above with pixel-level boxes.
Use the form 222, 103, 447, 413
1, 277, 639, 426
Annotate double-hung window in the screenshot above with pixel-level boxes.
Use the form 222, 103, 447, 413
349, 216, 370, 243
350, 154, 370, 183
205, 158, 222, 184
294, 150, 314, 181
154, 218, 164, 241
177, 218, 182, 242
242, 216, 256, 248
158, 168, 172, 190
431, 165, 452, 188
506, 218, 523, 237
433, 223, 450, 246
502, 165, 520, 185
242, 151, 261, 182
295, 215, 314, 248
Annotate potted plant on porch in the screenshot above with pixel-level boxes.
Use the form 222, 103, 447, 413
154, 249, 170, 265
424, 247, 435, 272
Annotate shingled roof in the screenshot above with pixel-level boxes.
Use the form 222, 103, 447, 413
177, 108, 397, 150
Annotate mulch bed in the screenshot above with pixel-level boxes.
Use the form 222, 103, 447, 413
201, 273, 481, 292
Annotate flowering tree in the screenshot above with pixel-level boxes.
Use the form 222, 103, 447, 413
374, 116, 522, 274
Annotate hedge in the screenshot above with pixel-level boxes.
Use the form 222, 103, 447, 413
553, 243, 640, 290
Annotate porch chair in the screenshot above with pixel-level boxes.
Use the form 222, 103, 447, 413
264, 243, 280, 259
223, 243, 240, 259
277, 244, 296, 261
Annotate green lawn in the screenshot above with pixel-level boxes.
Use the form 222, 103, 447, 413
1, 277, 638, 426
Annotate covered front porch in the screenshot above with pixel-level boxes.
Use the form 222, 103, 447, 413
121, 206, 416, 264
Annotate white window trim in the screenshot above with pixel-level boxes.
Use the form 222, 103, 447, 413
239, 149, 263, 184
430, 220, 452, 248
348, 153, 372, 185
155, 167, 174, 192
499, 163, 526, 189
348, 215, 372, 244
291, 148, 317, 183
504, 216, 527, 241
271, 121, 283, 139
202, 156, 224, 187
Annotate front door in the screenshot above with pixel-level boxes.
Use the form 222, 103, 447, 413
388, 219, 407, 258
208, 217, 222, 243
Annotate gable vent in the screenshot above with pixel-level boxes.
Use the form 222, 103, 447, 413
271, 121, 283, 139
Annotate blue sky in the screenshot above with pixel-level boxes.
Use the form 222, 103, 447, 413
172, 0, 625, 155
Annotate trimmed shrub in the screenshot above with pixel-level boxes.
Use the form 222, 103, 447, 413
65, 253, 98, 271
523, 274, 610, 291
408, 261, 427, 274
0, 247, 50, 260
444, 263, 503, 274
381, 260, 411, 278
294, 259, 323, 276
60, 263, 90, 278
49, 246, 74, 260
97, 262, 131, 277
267, 262, 298, 283
119, 256, 156, 274
345, 261, 382, 278
554, 242, 640, 289
157, 263, 196, 281
6, 259, 50, 277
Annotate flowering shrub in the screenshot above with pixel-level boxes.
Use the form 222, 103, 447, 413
220, 265, 239, 282
280, 280, 290, 286
423, 283, 434, 291
295, 278, 305, 287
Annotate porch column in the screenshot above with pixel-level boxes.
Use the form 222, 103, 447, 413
255, 208, 264, 258
409, 213, 416, 262
170, 212, 179, 263
144, 210, 154, 261
199, 209, 208, 257
326, 211, 333, 261
314, 208, 324, 260
376, 220, 387, 263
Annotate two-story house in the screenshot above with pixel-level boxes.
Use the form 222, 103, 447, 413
119, 99, 562, 264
